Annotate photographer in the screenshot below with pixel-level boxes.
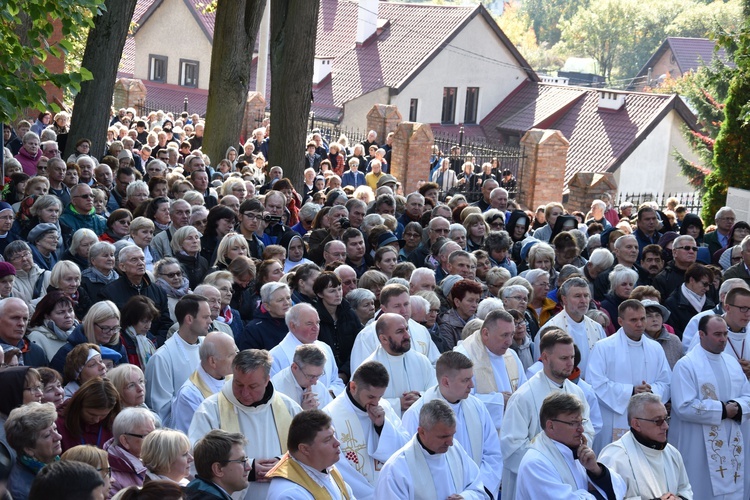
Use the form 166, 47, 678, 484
308, 204, 351, 264
262, 191, 295, 245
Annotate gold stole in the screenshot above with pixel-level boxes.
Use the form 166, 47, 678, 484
218, 391, 292, 453
462, 333, 520, 393
188, 370, 214, 399
266, 452, 350, 500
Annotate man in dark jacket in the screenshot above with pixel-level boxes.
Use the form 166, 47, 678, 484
653, 235, 699, 300
0, 298, 47, 367
185, 430, 248, 500
724, 236, 750, 287
98, 246, 172, 346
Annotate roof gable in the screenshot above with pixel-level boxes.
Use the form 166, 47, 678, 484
136, 0, 214, 41
635, 37, 731, 79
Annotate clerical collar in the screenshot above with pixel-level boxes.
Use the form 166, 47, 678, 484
246, 382, 274, 408
345, 387, 368, 413
417, 435, 437, 455
630, 427, 667, 450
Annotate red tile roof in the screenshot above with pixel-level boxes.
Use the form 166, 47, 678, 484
119, 37, 136, 77
480, 82, 697, 190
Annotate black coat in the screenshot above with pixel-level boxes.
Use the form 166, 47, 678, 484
664, 287, 716, 339
98, 274, 172, 346
237, 307, 287, 351
316, 299, 362, 377
174, 252, 209, 289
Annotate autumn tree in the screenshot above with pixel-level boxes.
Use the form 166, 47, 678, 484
268, 0, 320, 192
202, 0, 267, 169
65, 0, 138, 160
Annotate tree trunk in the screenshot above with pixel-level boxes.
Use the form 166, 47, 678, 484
65, 0, 137, 160
269, 0, 320, 192
202, 0, 267, 169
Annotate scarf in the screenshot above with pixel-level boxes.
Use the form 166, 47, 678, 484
155, 220, 170, 232
216, 306, 233, 325
20, 454, 58, 474
682, 283, 706, 312
82, 266, 119, 285
124, 326, 156, 368
155, 276, 190, 299
43, 319, 76, 342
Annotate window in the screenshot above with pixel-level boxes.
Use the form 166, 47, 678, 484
441, 87, 457, 124
409, 99, 418, 122
149, 55, 167, 83
465, 87, 479, 124
180, 59, 199, 88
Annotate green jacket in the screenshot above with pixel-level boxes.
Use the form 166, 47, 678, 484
59, 204, 107, 236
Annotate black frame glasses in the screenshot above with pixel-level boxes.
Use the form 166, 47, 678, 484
635, 416, 670, 426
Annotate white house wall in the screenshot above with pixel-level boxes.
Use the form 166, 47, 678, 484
339, 87, 391, 131
614, 109, 696, 195
133, 0, 213, 89
391, 14, 528, 125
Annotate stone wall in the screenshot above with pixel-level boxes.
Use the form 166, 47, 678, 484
390, 121, 434, 195
366, 104, 402, 144
518, 129, 569, 210
567, 172, 618, 214
113, 79, 147, 111
242, 92, 266, 143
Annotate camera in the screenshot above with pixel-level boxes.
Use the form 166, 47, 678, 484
263, 214, 282, 223
338, 217, 351, 229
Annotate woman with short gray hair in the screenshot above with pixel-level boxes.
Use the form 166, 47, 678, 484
600, 264, 640, 335
347, 288, 376, 325
105, 407, 157, 495
63, 228, 98, 271
79, 242, 118, 317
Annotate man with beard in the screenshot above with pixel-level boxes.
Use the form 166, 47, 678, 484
363, 313, 436, 417
599, 393, 692, 499
501, 329, 595, 500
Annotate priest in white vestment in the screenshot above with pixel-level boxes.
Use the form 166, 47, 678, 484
516, 392, 626, 500
188, 349, 302, 500
322, 360, 410, 500
682, 278, 747, 353
538, 277, 605, 378
501, 329, 594, 500
269, 303, 346, 396
670, 315, 750, 500
599, 393, 693, 499
266, 410, 355, 500
165, 284, 236, 339
349, 284, 439, 373
146, 294, 214, 426
170, 331, 238, 433
376, 399, 489, 499
271, 344, 333, 410
402, 351, 503, 498
455, 309, 527, 434
363, 313, 436, 417
587, 300, 672, 453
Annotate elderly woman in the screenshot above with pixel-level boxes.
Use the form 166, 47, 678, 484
141, 429, 193, 486
56, 378, 120, 452
104, 408, 156, 496
448, 223, 467, 251
125, 181, 150, 213
14, 131, 43, 175
27, 290, 78, 361
665, 263, 717, 338
153, 258, 191, 323
28, 223, 59, 271
287, 263, 320, 306
222, 178, 247, 201
14, 194, 68, 249
240, 281, 292, 350
599, 264, 640, 335
107, 364, 157, 424
346, 288, 376, 325
50, 300, 127, 373
60, 445, 111, 495
168, 226, 208, 288
127, 217, 156, 273
508, 309, 536, 371
463, 213, 489, 252
524, 268, 557, 332
43, 260, 84, 314
314, 272, 362, 378
67, 138, 92, 163
189, 205, 208, 236
62, 228, 98, 271
62, 343, 108, 399
37, 367, 65, 414
211, 232, 250, 272
144, 197, 171, 236
200, 205, 237, 263
119, 296, 158, 368
5, 402, 61, 500
100, 208, 133, 244
79, 242, 118, 316
202, 270, 243, 338
280, 231, 312, 273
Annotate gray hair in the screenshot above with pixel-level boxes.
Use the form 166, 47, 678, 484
559, 277, 589, 297
608, 264, 639, 294
118, 244, 144, 264
346, 288, 376, 309
89, 241, 116, 262
419, 399, 456, 430
170, 225, 201, 254
501, 284, 528, 299
293, 344, 326, 367
285, 303, 318, 330
720, 277, 750, 298
148, 160, 167, 173
527, 242, 554, 265
70, 228, 98, 254
591, 199, 606, 211
199, 331, 235, 364
477, 297, 505, 320
589, 247, 615, 272
627, 392, 664, 422
4, 402, 58, 453
410, 295, 430, 317
525, 268, 550, 287
233, 349, 272, 376
260, 281, 290, 304
126, 180, 149, 199
614, 234, 637, 250
406, 192, 425, 204
112, 407, 156, 441
299, 202, 320, 221
449, 223, 466, 238
4, 240, 30, 261
29, 194, 62, 217
416, 290, 440, 310
170, 198, 191, 213
715, 206, 735, 221
673, 234, 696, 250
461, 318, 484, 340
361, 214, 385, 234
386, 277, 410, 288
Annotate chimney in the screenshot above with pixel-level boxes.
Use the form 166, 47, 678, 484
313, 57, 332, 85
598, 90, 626, 111
356, 0, 378, 45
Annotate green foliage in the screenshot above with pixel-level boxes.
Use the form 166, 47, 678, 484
0, 0, 104, 122
521, 0, 589, 46
495, 2, 566, 72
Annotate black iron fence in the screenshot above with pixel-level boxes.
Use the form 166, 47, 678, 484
135, 98, 189, 117
616, 191, 703, 214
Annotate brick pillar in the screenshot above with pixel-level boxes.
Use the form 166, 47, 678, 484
567, 172, 618, 214
391, 121, 433, 195
43, 18, 65, 107
113, 78, 147, 111
366, 104, 402, 144
518, 129, 569, 210
242, 92, 266, 142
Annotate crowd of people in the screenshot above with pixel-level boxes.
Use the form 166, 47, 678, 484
0, 105, 747, 499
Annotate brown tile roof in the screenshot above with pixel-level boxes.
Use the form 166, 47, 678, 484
636, 37, 732, 80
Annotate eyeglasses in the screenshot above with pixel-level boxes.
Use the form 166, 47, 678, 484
242, 213, 263, 220
431, 228, 450, 234
299, 368, 325, 381
508, 296, 528, 302
74, 194, 94, 200
551, 418, 588, 428
224, 456, 250, 466
635, 416, 670, 426
161, 271, 183, 279
697, 280, 712, 288
10, 251, 32, 262
24, 385, 43, 394
124, 432, 149, 439
95, 323, 121, 334
675, 246, 699, 252
96, 467, 112, 477
728, 303, 750, 314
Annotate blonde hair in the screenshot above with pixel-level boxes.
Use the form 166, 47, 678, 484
49, 260, 81, 289
214, 232, 250, 267
141, 429, 191, 475
129, 216, 155, 234
82, 301, 121, 345
61, 444, 108, 471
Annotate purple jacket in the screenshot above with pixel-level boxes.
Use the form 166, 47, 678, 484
15, 146, 42, 176
104, 438, 147, 497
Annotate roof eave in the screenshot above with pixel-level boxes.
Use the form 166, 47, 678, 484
133, 0, 165, 34
183, 0, 213, 43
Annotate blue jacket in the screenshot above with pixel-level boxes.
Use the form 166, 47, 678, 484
342, 170, 366, 188
238, 307, 287, 351
185, 476, 232, 500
